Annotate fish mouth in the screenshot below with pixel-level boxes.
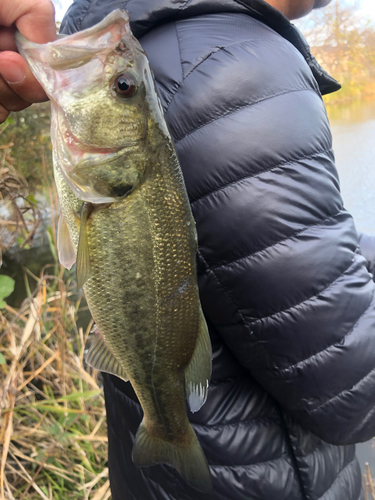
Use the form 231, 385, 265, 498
62, 123, 130, 156
53, 115, 141, 204
74, 147, 129, 170
58, 118, 137, 175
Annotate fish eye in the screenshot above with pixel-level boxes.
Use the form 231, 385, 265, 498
113, 74, 137, 98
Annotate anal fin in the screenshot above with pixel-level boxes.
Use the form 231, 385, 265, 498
185, 310, 212, 413
85, 331, 128, 382
57, 212, 76, 269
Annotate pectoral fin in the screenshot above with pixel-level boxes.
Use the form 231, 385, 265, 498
57, 213, 76, 269
85, 331, 128, 381
76, 202, 92, 289
185, 310, 212, 413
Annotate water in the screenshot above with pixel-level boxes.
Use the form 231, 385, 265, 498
329, 99, 375, 234
328, 99, 375, 472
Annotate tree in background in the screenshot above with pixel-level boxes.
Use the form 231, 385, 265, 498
297, 0, 375, 102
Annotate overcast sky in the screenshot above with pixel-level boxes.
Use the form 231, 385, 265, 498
54, 0, 375, 22
361, 0, 375, 19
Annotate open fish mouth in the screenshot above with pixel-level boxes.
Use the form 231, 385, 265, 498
59, 117, 138, 157
52, 118, 141, 203
63, 127, 124, 154
60, 125, 138, 173
74, 147, 129, 170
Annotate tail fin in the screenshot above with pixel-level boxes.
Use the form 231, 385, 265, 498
132, 420, 212, 494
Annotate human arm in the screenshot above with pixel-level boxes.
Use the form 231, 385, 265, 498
0, 0, 56, 123
60, 3, 375, 446
139, 16, 375, 446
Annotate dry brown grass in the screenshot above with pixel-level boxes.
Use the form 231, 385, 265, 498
0, 131, 110, 499
0, 271, 110, 500
363, 463, 375, 500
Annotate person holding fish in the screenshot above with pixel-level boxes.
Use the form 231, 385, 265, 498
1, 0, 375, 499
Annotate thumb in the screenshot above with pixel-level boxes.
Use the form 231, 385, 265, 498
0, 1, 57, 114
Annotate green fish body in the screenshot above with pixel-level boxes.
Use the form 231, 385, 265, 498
16, 10, 212, 493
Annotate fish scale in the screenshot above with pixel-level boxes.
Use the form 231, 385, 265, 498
16, 9, 212, 493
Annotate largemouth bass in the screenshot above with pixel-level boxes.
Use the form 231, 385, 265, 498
16, 10, 212, 493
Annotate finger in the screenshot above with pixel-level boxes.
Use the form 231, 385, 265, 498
0, 76, 32, 111
2, 0, 57, 44
0, 103, 10, 123
0, 51, 48, 102
0, 27, 17, 52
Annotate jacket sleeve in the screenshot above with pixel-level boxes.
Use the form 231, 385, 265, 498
141, 18, 375, 446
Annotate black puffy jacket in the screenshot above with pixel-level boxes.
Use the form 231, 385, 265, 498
61, 1, 375, 499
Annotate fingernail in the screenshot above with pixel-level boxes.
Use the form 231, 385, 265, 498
0, 64, 25, 84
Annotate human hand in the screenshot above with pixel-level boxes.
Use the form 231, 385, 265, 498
0, 0, 56, 123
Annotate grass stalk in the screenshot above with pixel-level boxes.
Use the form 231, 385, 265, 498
0, 273, 109, 499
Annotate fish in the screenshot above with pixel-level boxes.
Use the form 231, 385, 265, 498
16, 10, 212, 493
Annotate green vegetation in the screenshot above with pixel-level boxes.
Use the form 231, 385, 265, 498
0, 275, 15, 308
